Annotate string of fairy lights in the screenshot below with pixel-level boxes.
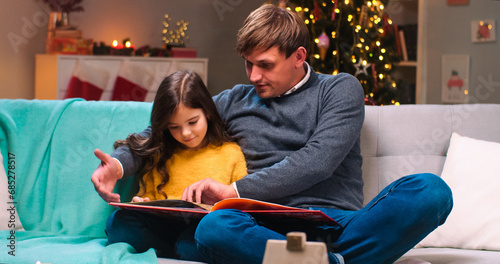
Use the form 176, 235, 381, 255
162, 14, 190, 47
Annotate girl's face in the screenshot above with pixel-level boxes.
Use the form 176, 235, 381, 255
167, 103, 209, 150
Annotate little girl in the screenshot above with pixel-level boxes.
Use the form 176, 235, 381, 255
114, 70, 247, 202
106, 70, 247, 259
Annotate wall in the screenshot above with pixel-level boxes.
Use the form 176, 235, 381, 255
0, 0, 261, 99
1, 1, 499, 103
423, 0, 500, 104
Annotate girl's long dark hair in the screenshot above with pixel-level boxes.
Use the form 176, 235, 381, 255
114, 70, 231, 199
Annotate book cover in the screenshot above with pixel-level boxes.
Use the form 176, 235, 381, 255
109, 198, 342, 231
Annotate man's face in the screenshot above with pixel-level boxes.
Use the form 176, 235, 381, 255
243, 46, 300, 99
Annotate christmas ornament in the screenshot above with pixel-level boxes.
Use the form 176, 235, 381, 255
313, 1, 321, 20
354, 60, 371, 77
331, 0, 338, 21
317, 32, 330, 61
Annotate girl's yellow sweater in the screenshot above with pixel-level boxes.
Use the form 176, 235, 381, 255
139, 142, 247, 200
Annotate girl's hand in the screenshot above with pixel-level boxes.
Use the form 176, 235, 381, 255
131, 196, 150, 203
181, 178, 238, 205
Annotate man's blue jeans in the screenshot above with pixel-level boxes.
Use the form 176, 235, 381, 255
106, 173, 453, 264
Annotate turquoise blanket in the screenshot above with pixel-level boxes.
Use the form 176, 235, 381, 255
0, 99, 157, 263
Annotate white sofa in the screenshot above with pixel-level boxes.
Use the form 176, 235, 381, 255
1, 100, 499, 263
161, 104, 500, 264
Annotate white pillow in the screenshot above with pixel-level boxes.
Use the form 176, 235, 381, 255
0, 152, 22, 230
418, 133, 500, 250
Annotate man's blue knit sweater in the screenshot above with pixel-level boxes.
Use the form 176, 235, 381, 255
213, 69, 365, 210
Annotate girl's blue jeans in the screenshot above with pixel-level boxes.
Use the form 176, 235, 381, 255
106, 173, 453, 264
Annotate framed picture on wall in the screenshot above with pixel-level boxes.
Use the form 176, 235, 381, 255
471, 19, 496, 43
442, 55, 469, 104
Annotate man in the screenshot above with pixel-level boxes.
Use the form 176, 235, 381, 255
92, 4, 452, 264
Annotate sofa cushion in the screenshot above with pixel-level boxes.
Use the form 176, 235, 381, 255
418, 133, 500, 250
400, 247, 500, 264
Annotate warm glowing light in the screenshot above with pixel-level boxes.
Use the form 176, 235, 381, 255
362, 60, 367, 65
379, 73, 384, 79
376, 41, 381, 46
125, 41, 131, 48
381, 48, 386, 53
314, 54, 320, 59
379, 55, 384, 60
333, 69, 339, 75
112, 40, 118, 47
295, 7, 302, 12
332, 50, 338, 55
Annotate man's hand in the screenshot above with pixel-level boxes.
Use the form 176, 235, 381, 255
181, 178, 238, 205
91, 149, 123, 203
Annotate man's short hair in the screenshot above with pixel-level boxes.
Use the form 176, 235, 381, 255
236, 4, 310, 58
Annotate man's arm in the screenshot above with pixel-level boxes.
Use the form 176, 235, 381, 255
91, 127, 151, 202
110, 126, 151, 178
183, 74, 364, 205
91, 149, 123, 203
236, 74, 365, 202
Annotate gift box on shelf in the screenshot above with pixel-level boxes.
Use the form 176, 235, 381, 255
171, 47, 197, 58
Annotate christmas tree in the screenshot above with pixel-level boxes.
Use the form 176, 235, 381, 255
274, 0, 402, 105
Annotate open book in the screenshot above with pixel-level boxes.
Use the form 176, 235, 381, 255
109, 198, 342, 234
